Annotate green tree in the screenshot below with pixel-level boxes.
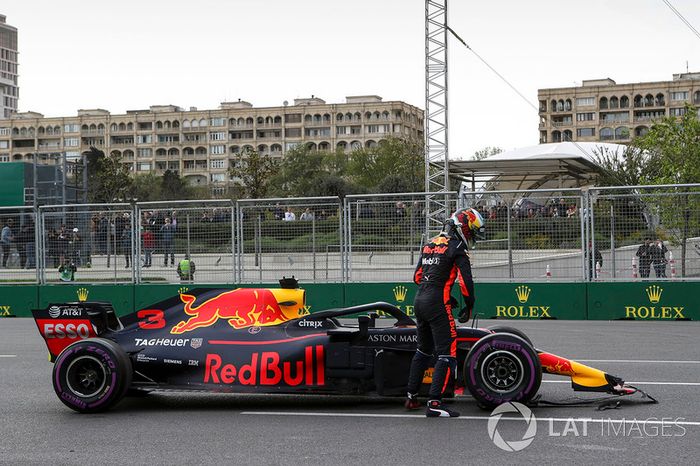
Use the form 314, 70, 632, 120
348, 137, 424, 193
592, 145, 651, 187
131, 173, 163, 202
84, 147, 133, 203
631, 105, 700, 275
472, 146, 503, 160
160, 169, 193, 200
632, 104, 700, 184
229, 149, 278, 199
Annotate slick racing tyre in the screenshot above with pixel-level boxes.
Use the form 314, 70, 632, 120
487, 325, 533, 346
52, 338, 132, 413
464, 333, 541, 410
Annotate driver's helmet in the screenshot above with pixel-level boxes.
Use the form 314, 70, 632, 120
448, 207, 485, 248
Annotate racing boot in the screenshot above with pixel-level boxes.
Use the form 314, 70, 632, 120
404, 392, 421, 410
426, 399, 460, 418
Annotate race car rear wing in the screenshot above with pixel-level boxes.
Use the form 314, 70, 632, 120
32, 302, 122, 361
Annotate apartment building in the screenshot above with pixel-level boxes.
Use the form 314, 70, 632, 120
0, 14, 19, 118
538, 72, 700, 144
0, 96, 424, 192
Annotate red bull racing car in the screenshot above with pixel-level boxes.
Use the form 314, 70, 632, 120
33, 279, 644, 413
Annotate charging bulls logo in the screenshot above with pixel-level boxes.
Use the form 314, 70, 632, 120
171, 288, 305, 334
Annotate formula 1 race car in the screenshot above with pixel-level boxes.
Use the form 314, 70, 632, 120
33, 279, 642, 413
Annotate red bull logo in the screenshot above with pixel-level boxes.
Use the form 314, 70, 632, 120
432, 236, 449, 245
171, 288, 305, 334
539, 352, 574, 376
204, 346, 325, 387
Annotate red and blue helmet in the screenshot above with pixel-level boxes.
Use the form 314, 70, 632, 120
449, 207, 485, 248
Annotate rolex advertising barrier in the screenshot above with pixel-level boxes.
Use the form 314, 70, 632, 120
1, 282, 697, 321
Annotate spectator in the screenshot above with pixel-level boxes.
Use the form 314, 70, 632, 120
58, 259, 77, 282
121, 217, 132, 268
395, 202, 406, 218
317, 210, 328, 221
556, 198, 567, 218
566, 204, 577, 218
635, 238, 653, 278
57, 225, 69, 265
300, 208, 315, 221
47, 229, 59, 268
177, 254, 196, 282
1, 219, 14, 268
16, 222, 30, 268
24, 220, 36, 269
651, 238, 668, 278
160, 217, 176, 266
284, 207, 296, 221
587, 241, 603, 279
273, 204, 285, 221
142, 227, 154, 267
69, 228, 82, 266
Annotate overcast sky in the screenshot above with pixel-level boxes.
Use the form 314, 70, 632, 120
3, 0, 700, 159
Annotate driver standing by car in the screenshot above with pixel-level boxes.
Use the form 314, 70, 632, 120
405, 207, 485, 418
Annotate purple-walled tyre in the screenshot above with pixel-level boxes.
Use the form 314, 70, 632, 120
52, 338, 132, 413
463, 333, 541, 410
487, 325, 533, 347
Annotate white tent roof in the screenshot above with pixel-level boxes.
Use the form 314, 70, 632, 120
449, 142, 627, 192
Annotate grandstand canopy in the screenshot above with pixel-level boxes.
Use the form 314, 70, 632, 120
449, 142, 627, 192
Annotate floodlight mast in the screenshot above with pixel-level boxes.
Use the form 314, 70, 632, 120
425, 0, 451, 235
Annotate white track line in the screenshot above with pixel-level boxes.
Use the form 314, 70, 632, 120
0, 354, 16, 358
240, 411, 700, 426
574, 360, 700, 364
541, 380, 700, 386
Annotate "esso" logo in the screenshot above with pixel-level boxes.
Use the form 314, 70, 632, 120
43, 323, 90, 339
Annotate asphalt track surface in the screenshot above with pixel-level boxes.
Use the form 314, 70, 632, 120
0, 318, 698, 465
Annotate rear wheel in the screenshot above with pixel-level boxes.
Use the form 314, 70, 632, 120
463, 333, 541, 409
52, 338, 132, 413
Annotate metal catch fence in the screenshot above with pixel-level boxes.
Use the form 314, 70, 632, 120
1, 184, 699, 284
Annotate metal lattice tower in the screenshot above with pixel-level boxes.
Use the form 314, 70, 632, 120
425, 0, 450, 233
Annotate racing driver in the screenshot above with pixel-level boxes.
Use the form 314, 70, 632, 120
405, 207, 485, 417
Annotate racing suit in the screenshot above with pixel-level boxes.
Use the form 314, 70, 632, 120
406, 233, 475, 401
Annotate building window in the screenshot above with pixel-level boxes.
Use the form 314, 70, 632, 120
285, 113, 302, 123
210, 132, 226, 141
0, 141, 7, 149
211, 145, 225, 155
670, 107, 687, 116
0, 128, 10, 136
600, 127, 613, 140
137, 148, 152, 157
367, 124, 389, 134
137, 122, 153, 130
137, 163, 151, 171
285, 128, 301, 138
210, 159, 226, 169
64, 137, 79, 147
210, 118, 226, 126
64, 124, 79, 133
136, 134, 152, 144
577, 128, 595, 137
671, 91, 688, 101
576, 112, 595, 121
211, 173, 226, 182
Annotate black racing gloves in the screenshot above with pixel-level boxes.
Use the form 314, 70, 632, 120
458, 295, 475, 323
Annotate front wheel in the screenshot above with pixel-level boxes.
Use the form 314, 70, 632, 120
52, 338, 132, 413
463, 333, 541, 409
